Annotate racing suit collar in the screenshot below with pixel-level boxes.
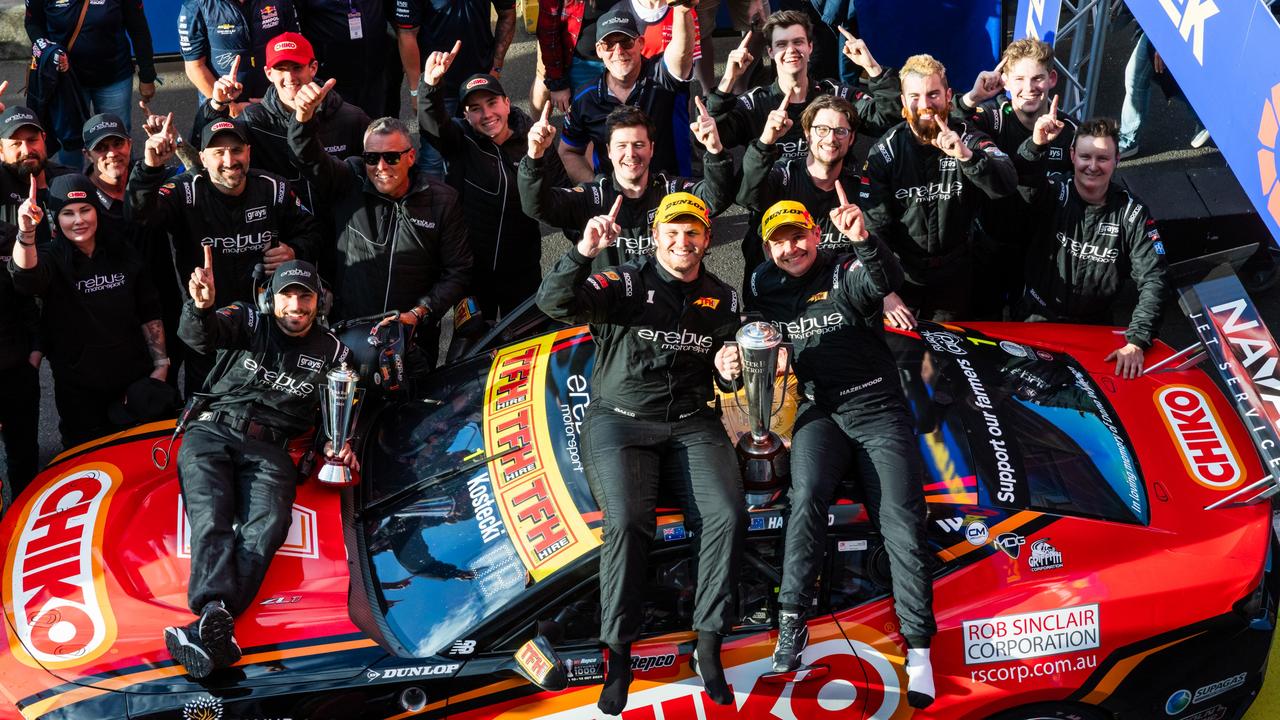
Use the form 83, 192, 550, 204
649, 253, 705, 287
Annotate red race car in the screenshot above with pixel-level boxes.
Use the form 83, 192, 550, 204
1, 267, 1276, 720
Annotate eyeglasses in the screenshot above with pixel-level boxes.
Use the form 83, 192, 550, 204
598, 36, 637, 51
362, 149, 412, 166
810, 125, 852, 139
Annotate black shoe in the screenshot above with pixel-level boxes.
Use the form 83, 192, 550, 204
772, 610, 809, 673
164, 623, 214, 679
198, 600, 241, 669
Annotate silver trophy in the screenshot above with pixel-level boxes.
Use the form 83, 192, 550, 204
734, 322, 790, 507
318, 363, 363, 487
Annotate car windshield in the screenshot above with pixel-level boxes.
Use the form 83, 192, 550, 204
893, 327, 1148, 525
356, 329, 602, 657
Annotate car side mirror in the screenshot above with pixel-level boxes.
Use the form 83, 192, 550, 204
512, 633, 568, 692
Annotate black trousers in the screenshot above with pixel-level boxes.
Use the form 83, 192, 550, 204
781, 403, 936, 648
177, 422, 297, 617
900, 257, 974, 323
581, 406, 747, 646
0, 362, 40, 499
52, 370, 131, 449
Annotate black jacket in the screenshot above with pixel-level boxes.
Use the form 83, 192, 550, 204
706, 74, 901, 162
0, 237, 40, 370
193, 86, 370, 210
125, 163, 319, 306
737, 139, 866, 273
288, 116, 473, 322
1015, 140, 1170, 349
518, 151, 734, 271
537, 249, 739, 421
179, 300, 349, 435
861, 120, 1017, 284
10, 234, 159, 386
749, 241, 903, 414
419, 80, 566, 316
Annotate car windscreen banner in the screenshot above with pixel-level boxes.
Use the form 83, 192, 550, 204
1178, 271, 1280, 480
1014, 0, 1063, 44
482, 328, 601, 582
1125, 0, 1280, 247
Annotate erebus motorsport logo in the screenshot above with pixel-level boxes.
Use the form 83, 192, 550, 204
1156, 385, 1242, 489
5, 465, 121, 669
243, 358, 315, 396
1056, 232, 1119, 263
771, 312, 844, 339
894, 180, 963, 202
636, 328, 713, 353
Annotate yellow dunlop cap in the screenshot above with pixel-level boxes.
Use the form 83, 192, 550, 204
653, 192, 711, 229
761, 200, 817, 242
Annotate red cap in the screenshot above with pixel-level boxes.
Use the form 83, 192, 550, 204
266, 32, 314, 67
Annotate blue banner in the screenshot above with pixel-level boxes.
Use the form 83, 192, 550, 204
1127, 0, 1280, 247
1014, 0, 1064, 45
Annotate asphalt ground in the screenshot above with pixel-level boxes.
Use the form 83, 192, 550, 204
1, 14, 1278, 716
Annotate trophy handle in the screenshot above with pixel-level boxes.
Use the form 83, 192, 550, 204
773, 342, 793, 418
724, 341, 751, 417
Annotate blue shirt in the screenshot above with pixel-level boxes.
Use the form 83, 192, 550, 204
178, 0, 300, 100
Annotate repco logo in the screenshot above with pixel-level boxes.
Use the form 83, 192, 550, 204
5, 465, 120, 669
636, 328, 713, 351
632, 653, 676, 672
1156, 385, 1242, 489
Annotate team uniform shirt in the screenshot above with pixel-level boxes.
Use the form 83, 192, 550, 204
179, 300, 349, 434
737, 139, 866, 275
517, 148, 734, 270
394, 0, 514, 93
295, 0, 388, 115
537, 248, 740, 421
560, 54, 691, 177
706, 74, 902, 163
24, 0, 157, 88
955, 95, 1078, 243
860, 119, 1017, 285
9, 234, 160, 386
1016, 140, 1170, 349
178, 0, 300, 101
748, 241, 904, 414
126, 163, 319, 306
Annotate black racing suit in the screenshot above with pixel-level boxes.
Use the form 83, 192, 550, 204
176, 300, 350, 617
518, 151, 735, 271
737, 139, 865, 296
860, 120, 1017, 320
536, 249, 746, 646
1014, 140, 1171, 348
706, 74, 902, 162
953, 95, 1078, 318
748, 241, 935, 648
0, 237, 40, 497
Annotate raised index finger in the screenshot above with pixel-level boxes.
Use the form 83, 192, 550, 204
449, 40, 462, 59
994, 56, 1008, 75
607, 194, 623, 222
27, 174, 36, 204
203, 244, 214, 271
1049, 94, 1058, 119
834, 179, 849, 207
777, 88, 791, 113
540, 101, 551, 124
694, 94, 708, 118
838, 26, 856, 42
737, 31, 752, 51
229, 54, 240, 79
0, 80, 9, 98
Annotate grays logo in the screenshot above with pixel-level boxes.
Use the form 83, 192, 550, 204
921, 330, 967, 356
1048, 146, 1064, 160
938, 157, 957, 170
366, 663, 460, 681
245, 206, 268, 223
1158, 0, 1219, 65
1097, 222, 1120, 237
296, 354, 323, 372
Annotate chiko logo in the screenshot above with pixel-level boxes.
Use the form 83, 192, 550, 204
65, 190, 88, 200
273, 40, 297, 52
1156, 385, 1241, 489
465, 77, 488, 90
6, 466, 120, 669
636, 328, 713, 352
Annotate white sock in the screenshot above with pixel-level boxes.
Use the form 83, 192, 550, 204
906, 647, 935, 699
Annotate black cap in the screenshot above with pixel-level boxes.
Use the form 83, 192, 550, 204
82, 113, 129, 150
47, 174, 104, 218
458, 74, 507, 105
270, 259, 322, 296
200, 118, 250, 149
0, 106, 43, 139
596, 6, 641, 39
109, 377, 182, 427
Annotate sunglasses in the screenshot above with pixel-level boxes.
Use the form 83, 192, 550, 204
362, 149, 412, 166
598, 36, 637, 51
